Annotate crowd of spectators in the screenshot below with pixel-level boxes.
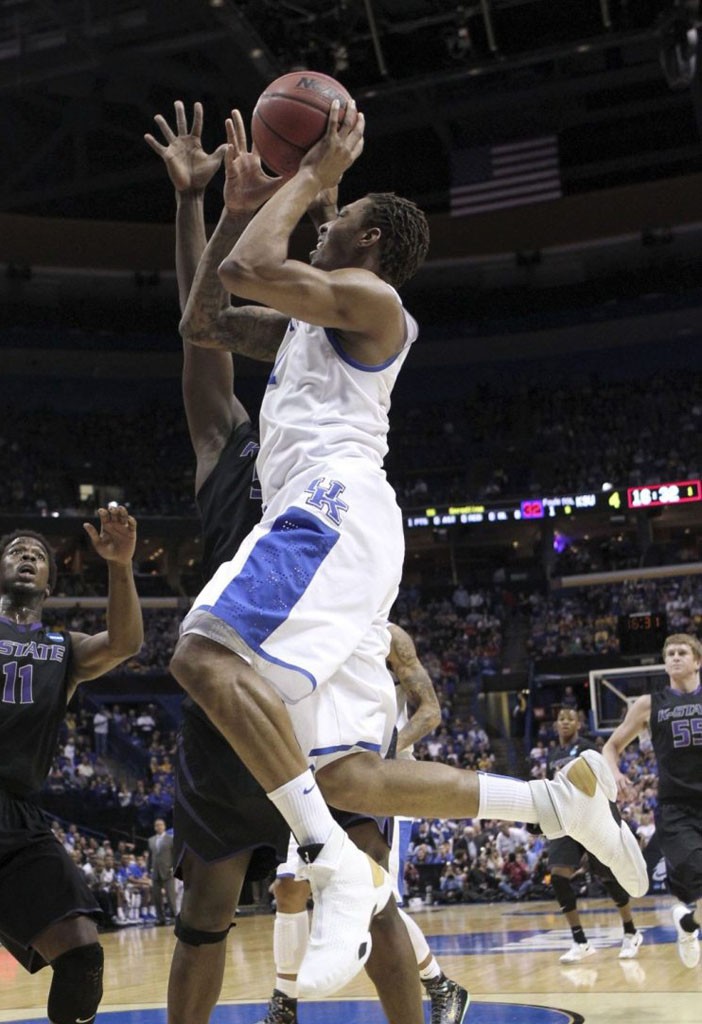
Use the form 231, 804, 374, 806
42, 695, 178, 834
402, 817, 551, 906
387, 371, 702, 506
44, 607, 182, 677
48, 818, 179, 928
393, 583, 504, 682
526, 576, 702, 658
2, 370, 701, 518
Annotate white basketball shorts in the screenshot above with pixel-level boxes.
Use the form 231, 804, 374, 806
181, 460, 403, 758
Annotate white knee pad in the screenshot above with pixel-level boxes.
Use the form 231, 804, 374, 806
397, 907, 431, 964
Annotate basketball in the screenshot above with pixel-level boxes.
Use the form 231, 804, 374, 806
251, 71, 356, 178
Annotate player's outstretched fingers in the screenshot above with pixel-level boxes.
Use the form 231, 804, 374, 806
174, 99, 187, 136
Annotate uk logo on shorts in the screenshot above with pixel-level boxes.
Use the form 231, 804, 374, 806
305, 477, 349, 525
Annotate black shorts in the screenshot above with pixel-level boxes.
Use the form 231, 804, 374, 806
548, 836, 614, 880
0, 789, 100, 973
173, 712, 386, 883
174, 714, 291, 883
656, 801, 702, 903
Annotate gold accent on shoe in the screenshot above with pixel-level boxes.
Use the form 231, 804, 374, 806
367, 856, 386, 888
566, 756, 598, 797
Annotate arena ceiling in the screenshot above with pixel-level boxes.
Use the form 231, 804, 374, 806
1, 0, 701, 222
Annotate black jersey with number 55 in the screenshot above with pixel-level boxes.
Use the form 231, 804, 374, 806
0, 617, 72, 798
650, 686, 702, 804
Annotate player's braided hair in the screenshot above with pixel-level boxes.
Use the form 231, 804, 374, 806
363, 192, 430, 288
0, 529, 58, 593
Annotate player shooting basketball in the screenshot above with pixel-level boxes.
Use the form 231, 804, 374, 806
167, 92, 647, 1000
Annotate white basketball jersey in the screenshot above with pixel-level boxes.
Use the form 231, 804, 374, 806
257, 292, 418, 504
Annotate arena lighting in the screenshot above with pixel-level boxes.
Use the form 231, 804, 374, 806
601, 481, 613, 491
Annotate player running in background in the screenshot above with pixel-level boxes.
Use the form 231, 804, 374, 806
259, 623, 469, 1024
0, 507, 142, 1024
147, 100, 426, 1024
547, 708, 641, 963
170, 94, 647, 997
603, 633, 702, 968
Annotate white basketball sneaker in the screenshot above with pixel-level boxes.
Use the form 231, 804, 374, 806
672, 904, 701, 968
560, 941, 596, 963
530, 749, 648, 898
619, 930, 643, 959
296, 823, 393, 998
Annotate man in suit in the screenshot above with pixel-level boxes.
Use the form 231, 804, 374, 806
149, 818, 176, 925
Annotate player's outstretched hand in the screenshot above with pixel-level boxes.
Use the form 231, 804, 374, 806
223, 109, 284, 215
145, 100, 227, 193
300, 100, 364, 189
84, 505, 137, 566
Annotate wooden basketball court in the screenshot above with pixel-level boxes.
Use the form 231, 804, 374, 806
1, 896, 698, 1023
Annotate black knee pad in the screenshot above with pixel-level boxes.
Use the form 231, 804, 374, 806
48, 942, 103, 1024
600, 876, 630, 908
551, 873, 577, 913
175, 912, 233, 947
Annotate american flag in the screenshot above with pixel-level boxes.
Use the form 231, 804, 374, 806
450, 136, 562, 217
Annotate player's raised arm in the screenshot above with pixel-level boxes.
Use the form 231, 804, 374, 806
387, 623, 442, 754
217, 101, 406, 362
67, 506, 143, 697
145, 99, 227, 313
602, 694, 652, 801
146, 100, 248, 481
179, 109, 289, 362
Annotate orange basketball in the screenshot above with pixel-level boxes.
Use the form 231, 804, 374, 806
252, 71, 356, 177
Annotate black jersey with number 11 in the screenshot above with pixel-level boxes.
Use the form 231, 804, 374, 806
0, 617, 72, 798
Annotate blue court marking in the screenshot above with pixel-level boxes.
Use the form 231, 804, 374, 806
5, 1001, 583, 1024
423, 922, 677, 955
505, 903, 661, 917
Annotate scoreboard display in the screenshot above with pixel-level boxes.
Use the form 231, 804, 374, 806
627, 480, 702, 509
405, 478, 702, 531
617, 613, 668, 655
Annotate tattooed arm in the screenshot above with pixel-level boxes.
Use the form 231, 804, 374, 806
179, 110, 288, 362
387, 623, 442, 753
179, 206, 288, 362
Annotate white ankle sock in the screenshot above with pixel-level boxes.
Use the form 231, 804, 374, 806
419, 957, 442, 982
275, 977, 299, 999
477, 772, 539, 823
267, 770, 335, 847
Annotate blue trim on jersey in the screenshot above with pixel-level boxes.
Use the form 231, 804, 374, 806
309, 740, 382, 756
253, 644, 319, 692
324, 328, 402, 372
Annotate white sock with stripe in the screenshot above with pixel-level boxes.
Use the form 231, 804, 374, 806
267, 769, 335, 847
477, 772, 539, 823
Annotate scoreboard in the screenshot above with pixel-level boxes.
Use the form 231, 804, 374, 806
617, 613, 668, 655
405, 478, 702, 530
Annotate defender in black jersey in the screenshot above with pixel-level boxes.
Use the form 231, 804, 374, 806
0, 508, 142, 1024
546, 709, 641, 963
604, 632, 702, 968
149, 103, 426, 1024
